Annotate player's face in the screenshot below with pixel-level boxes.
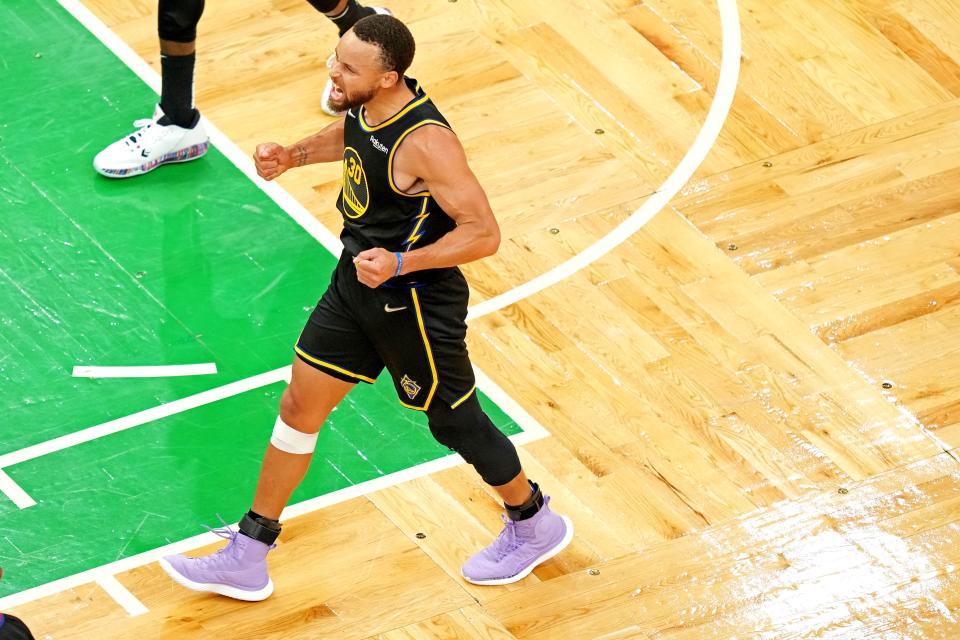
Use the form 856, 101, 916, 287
327, 32, 393, 113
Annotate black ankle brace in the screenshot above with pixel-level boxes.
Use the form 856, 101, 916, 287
505, 481, 544, 521
238, 512, 281, 545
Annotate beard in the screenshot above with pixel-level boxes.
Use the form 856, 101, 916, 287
327, 83, 379, 114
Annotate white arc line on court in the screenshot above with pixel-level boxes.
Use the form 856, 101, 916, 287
467, 1, 742, 320
0, 364, 546, 473
73, 363, 218, 378
95, 575, 148, 617
0, 469, 35, 509
57, 0, 742, 323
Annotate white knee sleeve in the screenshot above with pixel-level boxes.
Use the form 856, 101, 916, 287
270, 417, 318, 454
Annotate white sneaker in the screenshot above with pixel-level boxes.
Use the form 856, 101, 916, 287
93, 105, 209, 178
321, 6, 393, 117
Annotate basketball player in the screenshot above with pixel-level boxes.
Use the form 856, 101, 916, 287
93, 0, 388, 178
158, 14, 573, 599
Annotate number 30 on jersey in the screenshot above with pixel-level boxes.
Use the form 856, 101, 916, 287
342, 147, 369, 218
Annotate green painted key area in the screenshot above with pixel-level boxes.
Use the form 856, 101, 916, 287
0, 0, 520, 596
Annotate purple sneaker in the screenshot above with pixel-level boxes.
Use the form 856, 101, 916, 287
462, 496, 574, 585
159, 522, 275, 601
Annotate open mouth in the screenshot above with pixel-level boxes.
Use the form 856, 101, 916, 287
329, 82, 344, 102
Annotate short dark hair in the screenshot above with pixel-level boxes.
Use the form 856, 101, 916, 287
352, 14, 415, 77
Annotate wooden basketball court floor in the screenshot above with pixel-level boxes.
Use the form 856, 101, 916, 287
7, 0, 960, 637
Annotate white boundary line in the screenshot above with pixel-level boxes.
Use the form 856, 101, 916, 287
468, 0, 742, 320
94, 576, 148, 617
58, 0, 743, 322
56, 0, 344, 256
7, 0, 739, 613
0, 363, 543, 474
0, 470, 35, 509
72, 364, 218, 378
0, 368, 288, 470
0, 446, 522, 611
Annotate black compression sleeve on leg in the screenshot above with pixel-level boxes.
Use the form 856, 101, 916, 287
426, 394, 522, 487
158, 0, 205, 42
159, 52, 198, 127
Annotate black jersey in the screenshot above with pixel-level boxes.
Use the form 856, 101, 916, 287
337, 77, 456, 284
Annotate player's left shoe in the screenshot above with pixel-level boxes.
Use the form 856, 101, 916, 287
461, 495, 574, 585
93, 105, 208, 178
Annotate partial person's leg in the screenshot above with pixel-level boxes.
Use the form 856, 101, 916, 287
306, 0, 380, 35
159, 358, 354, 601
425, 394, 574, 586
93, 0, 209, 177
250, 357, 355, 519
157, 40, 198, 128
157, 0, 205, 127
308, 0, 393, 115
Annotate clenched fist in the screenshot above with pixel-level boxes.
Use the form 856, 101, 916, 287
354, 248, 401, 288
254, 142, 292, 181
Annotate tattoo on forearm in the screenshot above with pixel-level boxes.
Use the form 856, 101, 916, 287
295, 145, 308, 167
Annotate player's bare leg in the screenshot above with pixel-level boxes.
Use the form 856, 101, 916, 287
159, 358, 353, 601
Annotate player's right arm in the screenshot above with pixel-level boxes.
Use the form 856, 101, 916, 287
254, 117, 346, 181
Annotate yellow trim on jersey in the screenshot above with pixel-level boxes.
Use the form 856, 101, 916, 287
450, 386, 477, 410
294, 345, 376, 383
359, 93, 430, 132
403, 197, 431, 249
387, 120, 450, 198
398, 289, 439, 411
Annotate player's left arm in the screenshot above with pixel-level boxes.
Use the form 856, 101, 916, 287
354, 126, 500, 287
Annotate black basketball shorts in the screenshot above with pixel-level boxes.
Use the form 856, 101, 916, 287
295, 254, 477, 411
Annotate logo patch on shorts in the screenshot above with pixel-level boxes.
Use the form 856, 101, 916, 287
400, 375, 421, 399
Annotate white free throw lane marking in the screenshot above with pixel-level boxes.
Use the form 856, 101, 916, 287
0, 363, 541, 476
72, 364, 218, 378
95, 575, 149, 617
467, 0, 742, 320
0, 368, 289, 470
58, 0, 343, 257
0, 469, 36, 509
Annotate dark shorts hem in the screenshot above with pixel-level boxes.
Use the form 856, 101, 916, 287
294, 345, 374, 385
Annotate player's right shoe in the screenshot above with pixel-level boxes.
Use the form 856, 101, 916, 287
159, 521, 275, 602
93, 105, 208, 178
321, 6, 393, 117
